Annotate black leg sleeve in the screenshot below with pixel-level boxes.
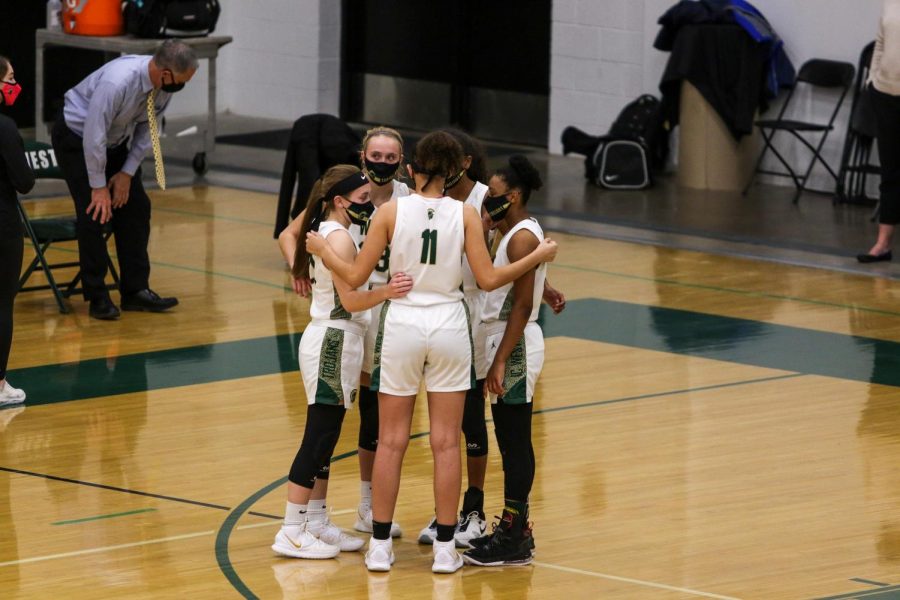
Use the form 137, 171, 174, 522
288, 404, 346, 488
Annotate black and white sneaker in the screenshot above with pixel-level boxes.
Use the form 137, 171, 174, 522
417, 517, 438, 545
462, 526, 534, 567
454, 510, 487, 548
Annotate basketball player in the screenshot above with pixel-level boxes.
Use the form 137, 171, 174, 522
463, 155, 547, 567
272, 165, 413, 560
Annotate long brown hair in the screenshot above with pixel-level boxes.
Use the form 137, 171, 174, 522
292, 164, 362, 278
0, 56, 10, 82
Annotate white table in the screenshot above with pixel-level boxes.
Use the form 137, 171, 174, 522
34, 29, 233, 174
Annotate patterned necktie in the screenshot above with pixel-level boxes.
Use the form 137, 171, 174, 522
146, 89, 166, 191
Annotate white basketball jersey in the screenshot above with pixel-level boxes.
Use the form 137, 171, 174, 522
481, 218, 546, 324
349, 179, 410, 287
389, 194, 465, 306
461, 181, 489, 296
309, 220, 370, 328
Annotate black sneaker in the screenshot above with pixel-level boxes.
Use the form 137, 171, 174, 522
462, 526, 534, 567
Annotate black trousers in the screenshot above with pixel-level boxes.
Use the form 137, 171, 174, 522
871, 86, 900, 226
0, 232, 22, 380
51, 120, 151, 300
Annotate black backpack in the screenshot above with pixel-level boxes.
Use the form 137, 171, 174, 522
124, 0, 221, 38
561, 94, 670, 189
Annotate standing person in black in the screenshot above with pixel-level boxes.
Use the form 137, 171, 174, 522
0, 56, 35, 407
51, 40, 197, 319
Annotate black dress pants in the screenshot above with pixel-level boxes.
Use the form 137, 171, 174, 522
871, 86, 900, 226
0, 232, 22, 380
51, 120, 151, 300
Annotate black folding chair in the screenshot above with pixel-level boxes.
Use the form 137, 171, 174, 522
835, 42, 880, 212
17, 141, 118, 314
743, 59, 856, 204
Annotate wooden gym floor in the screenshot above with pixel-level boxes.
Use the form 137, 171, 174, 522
3, 185, 900, 599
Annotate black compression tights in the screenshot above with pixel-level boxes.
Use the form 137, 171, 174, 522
288, 403, 346, 488
490, 398, 535, 502
0, 235, 22, 381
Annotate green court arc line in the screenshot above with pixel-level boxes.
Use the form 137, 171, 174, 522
213, 375, 791, 600
215, 433, 432, 600
52, 507, 157, 526
552, 262, 900, 319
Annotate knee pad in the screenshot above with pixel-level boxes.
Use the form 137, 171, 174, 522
462, 381, 488, 457
357, 385, 379, 452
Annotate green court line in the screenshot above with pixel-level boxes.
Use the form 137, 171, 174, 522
12, 297, 900, 407
153, 206, 272, 227
552, 262, 900, 319
815, 584, 900, 599
26, 203, 900, 317
39, 246, 291, 292
52, 507, 157, 526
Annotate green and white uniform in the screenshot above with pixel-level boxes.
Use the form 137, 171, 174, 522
350, 179, 410, 374
461, 181, 490, 379
481, 217, 546, 404
299, 221, 369, 409
371, 194, 473, 396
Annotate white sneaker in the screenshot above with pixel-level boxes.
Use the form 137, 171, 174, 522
432, 539, 463, 574
418, 517, 438, 545
454, 511, 487, 548
313, 518, 365, 552
365, 537, 395, 572
271, 525, 340, 559
0, 382, 26, 407
354, 505, 402, 538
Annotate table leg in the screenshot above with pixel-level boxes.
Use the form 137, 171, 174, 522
35, 44, 47, 143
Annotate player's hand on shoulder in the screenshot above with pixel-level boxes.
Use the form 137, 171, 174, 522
305, 231, 326, 255
537, 238, 558, 262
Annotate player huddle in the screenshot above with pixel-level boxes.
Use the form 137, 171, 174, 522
275, 126, 563, 574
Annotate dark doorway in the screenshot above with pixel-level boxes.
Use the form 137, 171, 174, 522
341, 0, 551, 147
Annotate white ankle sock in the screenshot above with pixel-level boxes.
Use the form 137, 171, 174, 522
284, 501, 307, 530
359, 481, 372, 509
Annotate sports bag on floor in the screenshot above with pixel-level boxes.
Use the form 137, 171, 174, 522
590, 139, 651, 190
124, 0, 221, 38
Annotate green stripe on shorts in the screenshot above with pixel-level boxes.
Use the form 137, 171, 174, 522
370, 300, 390, 392
316, 327, 344, 405
502, 334, 528, 404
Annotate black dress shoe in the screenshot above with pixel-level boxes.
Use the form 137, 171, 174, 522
89, 296, 120, 320
857, 251, 893, 263
121, 289, 179, 312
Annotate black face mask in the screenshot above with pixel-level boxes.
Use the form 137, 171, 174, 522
161, 71, 185, 94
345, 200, 375, 226
443, 169, 466, 191
364, 159, 398, 185
483, 193, 511, 222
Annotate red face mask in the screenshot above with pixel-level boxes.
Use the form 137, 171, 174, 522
2, 82, 22, 106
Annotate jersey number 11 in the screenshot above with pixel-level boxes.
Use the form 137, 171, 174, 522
420, 229, 437, 265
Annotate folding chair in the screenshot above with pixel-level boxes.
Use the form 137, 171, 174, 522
835, 42, 880, 211
17, 141, 118, 314
743, 59, 856, 204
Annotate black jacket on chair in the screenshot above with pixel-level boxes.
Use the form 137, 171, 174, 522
274, 114, 361, 238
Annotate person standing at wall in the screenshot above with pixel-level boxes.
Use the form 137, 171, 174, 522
859, 0, 900, 263
52, 40, 197, 318
0, 56, 35, 407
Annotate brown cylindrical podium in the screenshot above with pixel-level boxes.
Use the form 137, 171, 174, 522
677, 81, 760, 191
